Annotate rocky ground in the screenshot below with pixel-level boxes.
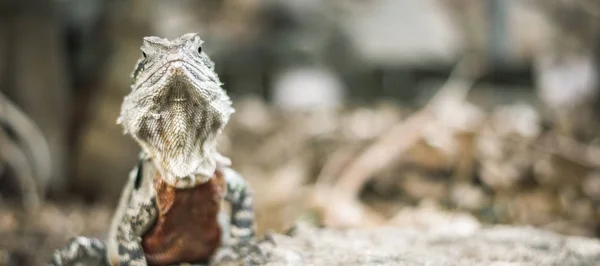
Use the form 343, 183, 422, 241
234, 224, 600, 266
4, 201, 598, 266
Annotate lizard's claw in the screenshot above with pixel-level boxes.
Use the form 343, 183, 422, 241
48, 236, 107, 266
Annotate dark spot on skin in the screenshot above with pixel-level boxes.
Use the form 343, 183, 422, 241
118, 244, 145, 262
210, 117, 222, 133
134, 160, 143, 189
232, 218, 253, 232
132, 59, 145, 84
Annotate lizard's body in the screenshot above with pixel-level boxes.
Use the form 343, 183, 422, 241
138, 162, 225, 265
49, 33, 255, 266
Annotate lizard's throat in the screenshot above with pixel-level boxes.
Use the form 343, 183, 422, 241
137, 111, 229, 188
119, 100, 231, 188
135, 126, 219, 188
139, 134, 220, 188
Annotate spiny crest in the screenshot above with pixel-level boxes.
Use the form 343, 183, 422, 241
142, 33, 201, 51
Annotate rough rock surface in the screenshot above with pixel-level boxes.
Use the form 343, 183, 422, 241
228, 225, 600, 266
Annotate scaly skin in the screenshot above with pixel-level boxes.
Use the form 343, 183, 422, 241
48, 33, 257, 266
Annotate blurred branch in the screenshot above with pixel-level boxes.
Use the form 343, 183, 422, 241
315, 145, 360, 189
0, 92, 51, 199
308, 58, 482, 228
332, 109, 432, 200
533, 134, 600, 169
333, 58, 482, 201
0, 129, 41, 213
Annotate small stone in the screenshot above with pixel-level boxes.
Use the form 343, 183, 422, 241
582, 172, 600, 200
451, 183, 490, 211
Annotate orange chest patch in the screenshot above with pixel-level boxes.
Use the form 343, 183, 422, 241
141, 170, 226, 266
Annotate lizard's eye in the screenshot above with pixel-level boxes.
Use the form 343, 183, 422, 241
142, 52, 147, 58
197, 46, 202, 54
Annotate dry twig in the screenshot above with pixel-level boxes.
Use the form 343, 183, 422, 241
333, 59, 481, 201
309, 59, 483, 228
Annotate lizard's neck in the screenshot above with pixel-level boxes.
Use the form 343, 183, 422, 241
144, 148, 231, 189
161, 172, 214, 189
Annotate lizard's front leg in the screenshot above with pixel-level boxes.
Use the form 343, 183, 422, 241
115, 190, 158, 266
48, 237, 108, 266
223, 168, 255, 244
212, 168, 262, 264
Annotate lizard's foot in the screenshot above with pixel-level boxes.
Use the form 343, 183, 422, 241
211, 240, 267, 266
48, 236, 107, 266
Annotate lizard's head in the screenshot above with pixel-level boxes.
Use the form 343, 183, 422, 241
117, 33, 234, 188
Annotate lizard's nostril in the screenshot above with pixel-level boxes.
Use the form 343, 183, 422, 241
169, 61, 183, 72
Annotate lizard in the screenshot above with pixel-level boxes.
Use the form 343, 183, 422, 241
48, 33, 259, 266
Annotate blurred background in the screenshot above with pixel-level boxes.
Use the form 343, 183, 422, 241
1, 0, 600, 264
